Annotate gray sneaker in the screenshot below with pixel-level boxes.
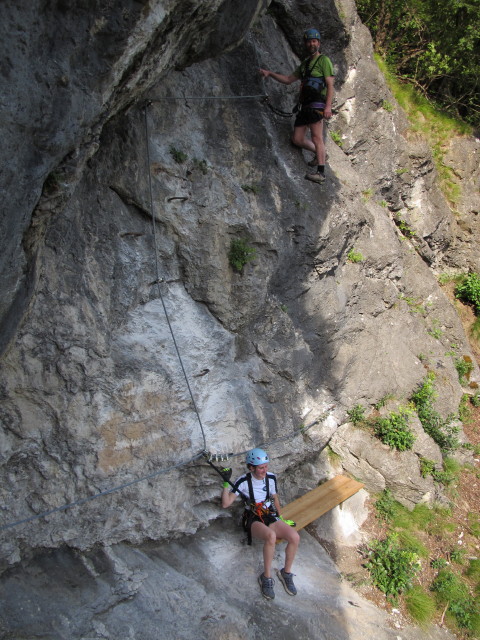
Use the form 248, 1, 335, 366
277, 568, 297, 596
305, 171, 325, 184
258, 573, 275, 600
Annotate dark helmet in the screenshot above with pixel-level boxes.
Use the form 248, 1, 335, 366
304, 28, 321, 41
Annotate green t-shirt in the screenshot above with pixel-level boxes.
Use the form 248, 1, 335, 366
294, 54, 334, 102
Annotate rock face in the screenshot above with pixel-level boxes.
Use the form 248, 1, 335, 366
0, 520, 457, 640
0, 0, 479, 636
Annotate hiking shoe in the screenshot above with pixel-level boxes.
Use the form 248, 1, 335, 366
307, 156, 318, 167
305, 171, 325, 184
258, 573, 275, 600
277, 568, 297, 596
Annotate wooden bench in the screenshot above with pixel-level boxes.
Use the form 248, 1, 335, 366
277, 475, 364, 539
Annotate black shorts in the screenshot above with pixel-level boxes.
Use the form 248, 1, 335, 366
294, 106, 324, 127
242, 509, 278, 544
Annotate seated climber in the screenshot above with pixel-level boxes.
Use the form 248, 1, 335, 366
221, 447, 300, 600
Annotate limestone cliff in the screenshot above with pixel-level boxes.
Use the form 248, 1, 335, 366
0, 1, 479, 637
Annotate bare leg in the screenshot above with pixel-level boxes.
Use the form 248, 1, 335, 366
251, 521, 277, 578
269, 520, 300, 573
291, 125, 316, 154
309, 119, 325, 166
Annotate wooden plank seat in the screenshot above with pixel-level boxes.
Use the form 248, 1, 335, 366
277, 475, 364, 540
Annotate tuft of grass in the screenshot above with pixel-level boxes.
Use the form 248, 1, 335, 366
431, 569, 480, 631
330, 130, 343, 146
375, 489, 400, 523
405, 585, 436, 626
396, 530, 429, 558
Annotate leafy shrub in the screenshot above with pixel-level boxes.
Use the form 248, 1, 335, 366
455, 272, 480, 314
411, 373, 460, 453
228, 238, 256, 273
420, 457, 436, 478
365, 534, 421, 602
169, 146, 187, 163
372, 408, 416, 450
347, 404, 366, 425
405, 585, 436, 626
431, 558, 448, 570
454, 356, 474, 385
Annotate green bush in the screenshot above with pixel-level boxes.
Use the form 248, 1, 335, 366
454, 357, 474, 385
372, 408, 416, 450
347, 404, 366, 425
366, 534, 421, 602
228, 238, 256, 273
169, 146, 187, 164
455, 273, 480, 314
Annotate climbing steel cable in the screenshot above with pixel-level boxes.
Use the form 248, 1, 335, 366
0, 452, 204, 532
143, 102, 208, 452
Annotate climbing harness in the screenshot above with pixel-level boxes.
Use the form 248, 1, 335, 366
299, 55, 327, 107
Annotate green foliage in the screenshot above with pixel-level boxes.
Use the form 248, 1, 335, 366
396, 530, 429, 558
366, 534, 421, 602
356, 0, 480, 127
455, 357, 474, 385
405, 585, 436, 626
431, 557, 448, 570
466, 558, 480, 582
330, 130, 343, 146
467, 512, 480, 539
459, 393, 473, 422
471, 392, 480, 408
347, 404, 366, 425
410, 373, 460, 453
228, 238, 256, 273
192, 158, 208, 174
169, 146, 187, 164
455, 272, 480, 314
374, 393, 395, 410
347, 248, 364, 263
372, 408, 416, 450
449, 547, 466, 565
431, 569, 480, 631
419, 457, 436, 478
381, 99, 394, 112
394, 214, 416, 238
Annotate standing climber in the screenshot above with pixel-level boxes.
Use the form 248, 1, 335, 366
221, 448, 300, 600
259, 27, 335, 184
